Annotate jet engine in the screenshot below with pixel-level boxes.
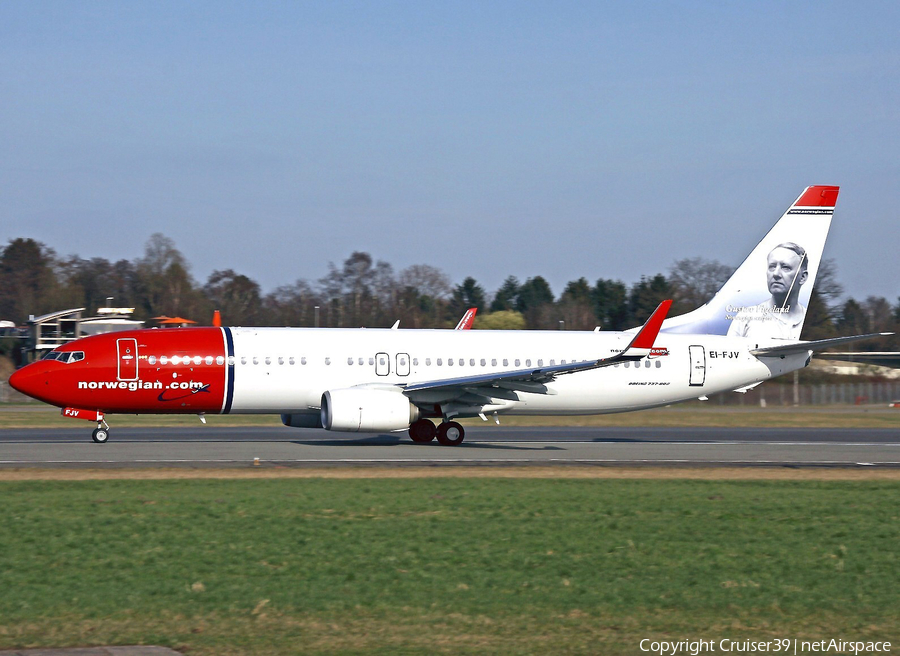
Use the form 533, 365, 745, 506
320, 387, 419, 432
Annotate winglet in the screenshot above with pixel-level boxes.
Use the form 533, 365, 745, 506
455, 308, 478, 330
627, 300, 672, 351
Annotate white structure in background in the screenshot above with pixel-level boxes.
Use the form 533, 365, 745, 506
26, 307, 144, 362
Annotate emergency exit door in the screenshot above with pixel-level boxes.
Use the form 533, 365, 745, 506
375, 352, 390, 376
688, 345, 706, 386
117, 338, 138, 381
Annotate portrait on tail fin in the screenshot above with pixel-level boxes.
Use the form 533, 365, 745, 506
659, 185, 838, 339
726, 242, 809, 339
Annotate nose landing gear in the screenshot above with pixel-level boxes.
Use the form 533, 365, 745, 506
91, 418, 111, 444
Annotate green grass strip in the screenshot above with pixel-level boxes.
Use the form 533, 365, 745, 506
1, 478, 898, 654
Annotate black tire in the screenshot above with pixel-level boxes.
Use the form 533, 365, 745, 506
436, 421, 465, 446
91, 428, 109, 444
409, 419, 436, 443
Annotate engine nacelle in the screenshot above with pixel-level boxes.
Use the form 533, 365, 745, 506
321, 387, 419, 432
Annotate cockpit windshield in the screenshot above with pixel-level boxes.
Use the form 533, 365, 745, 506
42, 350, 85, 364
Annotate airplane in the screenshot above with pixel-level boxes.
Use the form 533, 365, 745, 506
9, 186, 890, 445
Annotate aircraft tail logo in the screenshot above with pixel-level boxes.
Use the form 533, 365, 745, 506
660, 185, 839, 340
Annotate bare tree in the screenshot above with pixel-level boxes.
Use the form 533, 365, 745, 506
668, 257, 734, 311
398, 264, 452, 301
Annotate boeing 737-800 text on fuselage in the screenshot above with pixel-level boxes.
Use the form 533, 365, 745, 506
9, 186, 888, 444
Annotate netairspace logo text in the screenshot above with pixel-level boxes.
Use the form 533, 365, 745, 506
640, 638, 891, 655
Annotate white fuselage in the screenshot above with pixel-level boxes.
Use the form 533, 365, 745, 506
226, 327, 803, 416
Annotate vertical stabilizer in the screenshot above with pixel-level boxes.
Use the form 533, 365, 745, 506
661, 185, 839, 339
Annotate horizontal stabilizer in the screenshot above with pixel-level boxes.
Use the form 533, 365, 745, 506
750, 333, 893, 358
816, 351, 900, 368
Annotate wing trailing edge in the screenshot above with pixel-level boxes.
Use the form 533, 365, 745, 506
403, 300, 672, 397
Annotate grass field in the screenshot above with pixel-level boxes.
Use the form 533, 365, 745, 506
1, 476, 898, 654
2, 402, 900, 429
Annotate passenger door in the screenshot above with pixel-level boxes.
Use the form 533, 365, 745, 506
117, 338, 138, 381
688, 345, 706, 386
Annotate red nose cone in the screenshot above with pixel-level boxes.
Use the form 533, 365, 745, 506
8, 364, 46, 401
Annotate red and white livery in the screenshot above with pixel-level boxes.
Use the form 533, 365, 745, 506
9, 186, 889, 445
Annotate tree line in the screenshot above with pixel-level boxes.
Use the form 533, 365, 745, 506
1, 234, 897, 349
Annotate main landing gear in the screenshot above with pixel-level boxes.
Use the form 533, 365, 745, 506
408, 419, 465, 446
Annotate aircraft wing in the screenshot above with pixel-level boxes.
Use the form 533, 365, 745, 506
403, 301, 672, 403
750, 332, 893, 358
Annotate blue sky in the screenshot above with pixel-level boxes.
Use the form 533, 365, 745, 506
2, 1, 898, 302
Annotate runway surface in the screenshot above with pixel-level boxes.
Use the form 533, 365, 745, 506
1, 425, 899, 468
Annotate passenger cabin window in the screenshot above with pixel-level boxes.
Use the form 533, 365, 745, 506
288, 357, 295, 365
278, 357, 284, 365
359, 358, 364, 365
193, 356, 201, 365
347, 357, 354, 365
515, 359, 520, 367
425, 358, 431, 366
301, 357, 307, 365
526, 359, 532, 367
325, 357, 331, 365
503, 359, 509, 367
148, 355, 157, 365
480, 359, 486, 366
437, 358, 442, 366
412, 358, 418, 366
205, 356, 213, 365
491, 359, 497, 366
218, 356, 227, 366
161, 356, 169, 365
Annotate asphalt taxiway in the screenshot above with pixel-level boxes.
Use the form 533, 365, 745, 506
1, 425, 898, 468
